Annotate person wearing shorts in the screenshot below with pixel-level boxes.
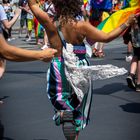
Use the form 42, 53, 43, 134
18, 0, 28, 37
26, 4, 33, 41
126, 16, 140, 92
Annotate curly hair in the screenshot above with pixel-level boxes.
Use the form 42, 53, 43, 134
52, 0, 83, 24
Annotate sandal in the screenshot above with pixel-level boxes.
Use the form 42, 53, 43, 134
61, 111, 77, 140
92, 48, 99, 57
93, 51, 105, 58
97, 51, 105, 58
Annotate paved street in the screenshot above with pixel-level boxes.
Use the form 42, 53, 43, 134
0, 28, 140, 140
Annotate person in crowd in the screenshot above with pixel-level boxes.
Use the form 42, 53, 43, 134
26, 3, 33, 42
123, 27, 133, 62
33, 0, 45, 45
18, 0, 28, 38
126, 15, 140, 92
84, 1, 109, 58
41, 0, 55, 50
28, 0, 137, 139
2, 0, 14, 41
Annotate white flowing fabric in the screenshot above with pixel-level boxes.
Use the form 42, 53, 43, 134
63, 43, 127, 101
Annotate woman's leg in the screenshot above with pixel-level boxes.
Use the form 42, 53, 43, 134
126, 56, 138, 89
136, 60, 140, 92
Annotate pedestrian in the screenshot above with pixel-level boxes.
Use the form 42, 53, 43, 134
85, 1, 110, 58
41, 0, 55, 50
26, 3, 34, 42
33, 0, 45, 45
2, 0, 13, 41
28, 0, 136, 139
123, 27, 133, 62
18, 0, 28, 38
126, 15, 140, 92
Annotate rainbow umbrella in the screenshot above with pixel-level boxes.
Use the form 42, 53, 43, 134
97, 0, 140, 33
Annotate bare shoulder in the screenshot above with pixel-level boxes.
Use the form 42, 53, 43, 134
75, 21, 95, 35
76, 21, 92, 28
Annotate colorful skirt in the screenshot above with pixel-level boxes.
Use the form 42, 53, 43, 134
47, 56, 92, 131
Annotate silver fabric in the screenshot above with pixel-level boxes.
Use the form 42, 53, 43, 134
62, 43, 127, 102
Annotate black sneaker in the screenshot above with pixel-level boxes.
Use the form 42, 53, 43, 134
61, 111, 77, 140
126, 74, 136, 89
136, 84, 140, 92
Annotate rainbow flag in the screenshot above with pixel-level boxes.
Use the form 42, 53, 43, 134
83, 0, 88, 8
34, 17, 44, 38
97, 0, 140, 33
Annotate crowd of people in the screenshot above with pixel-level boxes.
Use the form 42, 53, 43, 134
0, 0, 140, 140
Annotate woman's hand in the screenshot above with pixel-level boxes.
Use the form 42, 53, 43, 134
40, 48, 57, 62
126, 14, 137, 27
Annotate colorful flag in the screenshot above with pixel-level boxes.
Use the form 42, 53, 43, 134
34, 17, 44, 38
97, 0, 140, 33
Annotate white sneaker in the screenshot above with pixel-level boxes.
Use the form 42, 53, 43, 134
7, 38, 11, 41
125, 55, 133, 62
41, 44, 49, 50
10, 37, 15, 40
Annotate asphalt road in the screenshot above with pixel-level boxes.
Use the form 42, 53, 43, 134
0, 32, 140, 140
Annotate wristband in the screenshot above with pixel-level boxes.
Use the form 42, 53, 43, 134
120, 23, 128, 30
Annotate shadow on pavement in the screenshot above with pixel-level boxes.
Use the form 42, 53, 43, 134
93, 82, 126, 95
0, 120, 14, 140
0, 120, 4, 140
120, 103, 140, 113
5, 70, 46, 75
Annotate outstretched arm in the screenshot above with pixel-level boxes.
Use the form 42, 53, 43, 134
0, 34, 57, 62
28, 0, 54, 32
82, 15, 136, 43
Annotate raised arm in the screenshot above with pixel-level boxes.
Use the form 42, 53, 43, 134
82, 15, 136, 43
28, 0, 54, 31
2, 8, 21, 29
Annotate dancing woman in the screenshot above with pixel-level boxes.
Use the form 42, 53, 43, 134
28, 0, 136, 139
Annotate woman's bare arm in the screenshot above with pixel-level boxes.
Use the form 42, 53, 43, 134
82, 15, 136, 43
0, 34, 57, 62
2, 8, 21, 29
